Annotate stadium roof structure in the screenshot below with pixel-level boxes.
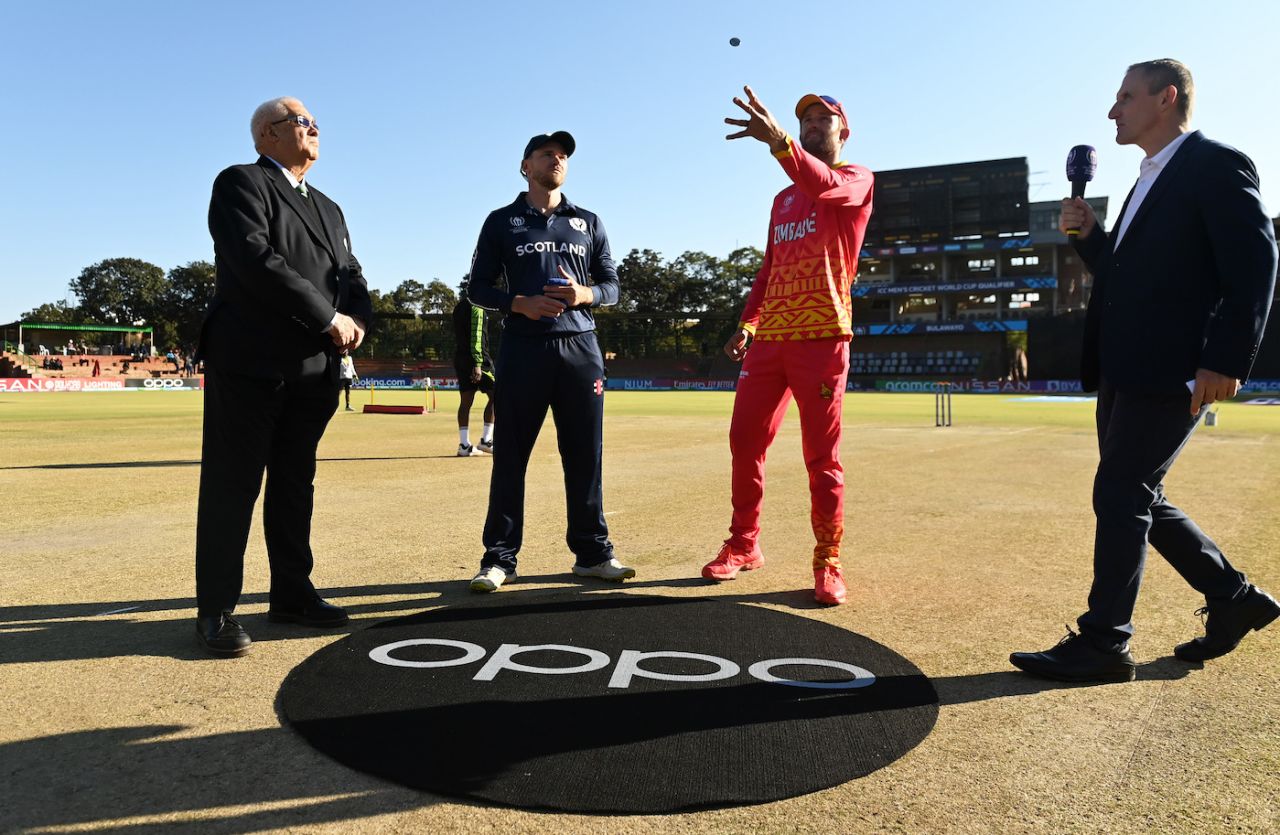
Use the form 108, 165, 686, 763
1, 321, 155, 355
0, 320, 152, 332
1, 321, 153, 334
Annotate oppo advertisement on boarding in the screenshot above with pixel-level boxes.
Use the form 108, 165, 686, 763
0, 378, 204, 392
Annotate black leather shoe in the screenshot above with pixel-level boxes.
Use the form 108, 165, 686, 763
1010, 628, 1136, 683
1174, 585, 1280, 662
267, 597, 349, 627
196, 614, 251, 657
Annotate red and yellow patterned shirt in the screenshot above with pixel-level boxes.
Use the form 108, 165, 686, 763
739, 138, 873, 341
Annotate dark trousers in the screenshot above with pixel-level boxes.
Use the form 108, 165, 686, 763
195, 366, 339, 617
1077, 378, 1248, 650
481, 331, 611, 573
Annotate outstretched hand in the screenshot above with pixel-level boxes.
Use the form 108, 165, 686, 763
725, 85, 789, 154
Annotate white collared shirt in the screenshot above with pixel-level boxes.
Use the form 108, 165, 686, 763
1113, 131, 1192, 245
265, 155, 306, 194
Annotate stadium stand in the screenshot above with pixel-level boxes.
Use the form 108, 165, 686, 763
0, 352, 33, 378
0, 352, 183, 380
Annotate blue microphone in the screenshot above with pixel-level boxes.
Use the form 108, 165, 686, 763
1065, 145, 1098, 236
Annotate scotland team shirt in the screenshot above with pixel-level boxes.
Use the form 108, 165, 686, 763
740, 139, 874, 341
467, 194, 619, 337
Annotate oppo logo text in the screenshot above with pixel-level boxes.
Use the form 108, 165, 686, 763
368, 638, 876, 690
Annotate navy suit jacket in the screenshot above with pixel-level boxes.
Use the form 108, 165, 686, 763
199, 156, 373, 382
1076, 131, 1277, 394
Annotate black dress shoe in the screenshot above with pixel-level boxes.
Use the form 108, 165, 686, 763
267, 597, 349, 627
1174, 585, 1280, 662
196, 614, 251, 657
1010, 628, 1135, 683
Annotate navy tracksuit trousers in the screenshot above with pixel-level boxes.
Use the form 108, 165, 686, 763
480, 330, 612, 573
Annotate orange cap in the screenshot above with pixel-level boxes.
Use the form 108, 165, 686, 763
795, 93, 850, 140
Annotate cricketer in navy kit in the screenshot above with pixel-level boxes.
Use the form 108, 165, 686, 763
465, 130, 636, 592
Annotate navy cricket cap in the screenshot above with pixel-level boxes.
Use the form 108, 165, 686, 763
523, 131, 576, 159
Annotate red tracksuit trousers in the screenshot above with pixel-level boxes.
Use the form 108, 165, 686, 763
727, 338, 850, 568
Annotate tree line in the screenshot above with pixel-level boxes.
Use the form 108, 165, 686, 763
19, 246, 763, 357
21, 259, 216, 352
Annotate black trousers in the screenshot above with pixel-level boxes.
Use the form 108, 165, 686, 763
480, 331, 611, 573
1077, 378, 1248, 650
195, 366, 339, 617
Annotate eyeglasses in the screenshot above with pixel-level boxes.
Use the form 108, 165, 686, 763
272, 114, 319, 131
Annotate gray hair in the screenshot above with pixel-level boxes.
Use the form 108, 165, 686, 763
250, 97, 293, 142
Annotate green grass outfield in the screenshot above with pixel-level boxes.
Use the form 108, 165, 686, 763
2, 390, 1278, 833
2, 387, 1277, 440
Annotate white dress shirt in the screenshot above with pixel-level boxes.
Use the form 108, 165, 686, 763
264, 155, 306, 193
1113, 131, 1192, 246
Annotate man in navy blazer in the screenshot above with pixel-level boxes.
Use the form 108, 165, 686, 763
194, 97, 373, 657
1011, 60, 1278, 682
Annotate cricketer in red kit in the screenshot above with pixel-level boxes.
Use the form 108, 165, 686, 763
704, 87, 873, 605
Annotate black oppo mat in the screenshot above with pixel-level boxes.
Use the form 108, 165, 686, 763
278, 593, 938, 813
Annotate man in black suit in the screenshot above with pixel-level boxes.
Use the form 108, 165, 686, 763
1011, 59, 1278, 683
194, 96, 373, 657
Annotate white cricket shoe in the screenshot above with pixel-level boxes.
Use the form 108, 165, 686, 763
477, 438, 495, 454
572, 558, 637, 582
470, 566, 513, 593
457, 443, 478, 457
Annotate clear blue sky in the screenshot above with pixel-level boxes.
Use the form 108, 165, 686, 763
2, 0, 1276, 322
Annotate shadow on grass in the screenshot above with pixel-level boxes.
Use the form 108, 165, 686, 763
2, 582, 1210, 827
0, 575, 1217, 687
0, 578, 485, 664
0, 658, 1199, 829
0, 455, 442, 471
1, 725, 441, 833
1, 575, 735, 664
932, 654, 1197, 705
0, 458, 202, 470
